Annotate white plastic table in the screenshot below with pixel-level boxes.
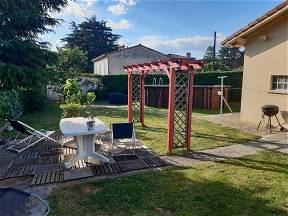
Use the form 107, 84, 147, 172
59, 117, 110, 169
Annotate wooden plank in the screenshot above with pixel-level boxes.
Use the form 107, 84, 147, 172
35, 174, 42, 185
45, 171, 52, 184
55, 171, 60, 182
99, 165, 105, 175
59, 171, 64, 181
40, 172, 47, 184
106, 164, 114, 174
50, 170, 56, 183
103, 164, 110, 174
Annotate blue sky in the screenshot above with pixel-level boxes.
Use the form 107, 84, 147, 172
43, 0, 282, 59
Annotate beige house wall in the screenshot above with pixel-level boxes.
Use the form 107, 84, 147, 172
241, 16, 288, 124
93, 58, 108, 75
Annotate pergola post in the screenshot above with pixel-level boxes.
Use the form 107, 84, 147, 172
167, 68, 176, 154
127, 71, 133, 122
186, 70, 195, 151
140, 72, 145, 126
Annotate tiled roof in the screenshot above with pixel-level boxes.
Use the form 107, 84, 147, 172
91, 44, 168, 62
222, 0, 288, 45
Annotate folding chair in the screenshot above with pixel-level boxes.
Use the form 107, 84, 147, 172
110, 123, 136, 156
6, 120, 56, 153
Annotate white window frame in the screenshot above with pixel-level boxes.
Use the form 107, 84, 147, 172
271, 75, 288, 91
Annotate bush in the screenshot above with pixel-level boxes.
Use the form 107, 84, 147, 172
22, 90, 48, 112
0, 91, 24, 119
60, 103, 82, 118
86, 92, 96, 104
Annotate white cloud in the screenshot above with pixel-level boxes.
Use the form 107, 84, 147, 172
107, 0, 137, 15
56, 0, 95, 18
107, 4, 126, 15
119, 0, 136, 6
138, 33, 226, 58
106, 19, 132, 29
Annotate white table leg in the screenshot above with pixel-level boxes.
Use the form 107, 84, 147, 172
65, 134, 109, 169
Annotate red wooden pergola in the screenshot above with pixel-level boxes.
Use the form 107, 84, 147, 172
124, 59, 202, 153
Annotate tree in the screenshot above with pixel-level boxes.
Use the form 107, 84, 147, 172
201, 45, 244, 72
203, 46, 215, 62
55, 47, 88, 83
0, 0, 67, 90
218, 46, 244, 69
62, 16, 121, 72
201, 46, 228, 72
0, 0, 67, 113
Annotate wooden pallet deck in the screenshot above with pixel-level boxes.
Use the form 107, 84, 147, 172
0, 136, 170, 186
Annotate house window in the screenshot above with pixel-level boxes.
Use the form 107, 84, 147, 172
271, 75, 288, 90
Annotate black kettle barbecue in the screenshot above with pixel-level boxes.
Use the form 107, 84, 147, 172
257, 105, 285, 133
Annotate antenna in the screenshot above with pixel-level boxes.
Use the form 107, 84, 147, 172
212, 31, 217, 71
217, 76, 233, 116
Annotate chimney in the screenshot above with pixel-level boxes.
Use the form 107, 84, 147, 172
186, 52, 191, 59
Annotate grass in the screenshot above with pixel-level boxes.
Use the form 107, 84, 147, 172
49, 151, 288, 216
1, 102, 258, 155
89, 104, 256, 155
1, 102, 286, 215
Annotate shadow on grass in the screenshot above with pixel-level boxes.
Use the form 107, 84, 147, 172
192, 132, 257, 144
216, 156, 288, 175
49, 165, 287, 216
246, 141, 288, 153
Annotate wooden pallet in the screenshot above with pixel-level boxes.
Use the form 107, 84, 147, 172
31, 170, 64, 185
143, 157, 169, 167
91, 163, 121, 176
113, 154, 139, 162
0, 165, 38, 179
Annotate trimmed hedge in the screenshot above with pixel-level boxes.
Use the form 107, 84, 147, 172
0, 91, 24, 127
93, 71, 243, 102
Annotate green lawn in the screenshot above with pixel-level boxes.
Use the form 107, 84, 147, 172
49, 151, 288, 216
2, 102, 287, 215
1, 102, 258, 155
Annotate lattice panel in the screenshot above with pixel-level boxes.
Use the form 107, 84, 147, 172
131, 74, 141, 122
173, 73, 189, 147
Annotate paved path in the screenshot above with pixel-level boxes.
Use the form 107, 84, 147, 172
163, 141, 288, 166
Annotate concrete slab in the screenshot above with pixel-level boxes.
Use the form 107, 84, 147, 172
199, 113, 288, 144
64, 167, 94, 181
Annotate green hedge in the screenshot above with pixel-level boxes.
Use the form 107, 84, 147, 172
93, 71, 243, 102
0, 91, 24, 127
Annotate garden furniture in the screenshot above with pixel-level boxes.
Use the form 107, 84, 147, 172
60, 117, 109, 169
111, 122, 136, 156
7, 120, 56, 153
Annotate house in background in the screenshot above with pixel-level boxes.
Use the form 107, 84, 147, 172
92, 44, 169, 75
222, 1, 287, 124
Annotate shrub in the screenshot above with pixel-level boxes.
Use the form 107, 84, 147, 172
60, 79, 97, 118
60, 103, 82, 118
0, 91, 24, 119
63, 79, 83, 104
22, 90, 47, 112
86, 92, 96, 105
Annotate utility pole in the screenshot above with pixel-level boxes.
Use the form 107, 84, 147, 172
212, 31, 216, 71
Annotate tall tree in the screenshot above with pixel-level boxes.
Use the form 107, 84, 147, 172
0, 0, 67, 90
201, 46, 228, 72
62, 16, 121, 72
218, 46, 244, 69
